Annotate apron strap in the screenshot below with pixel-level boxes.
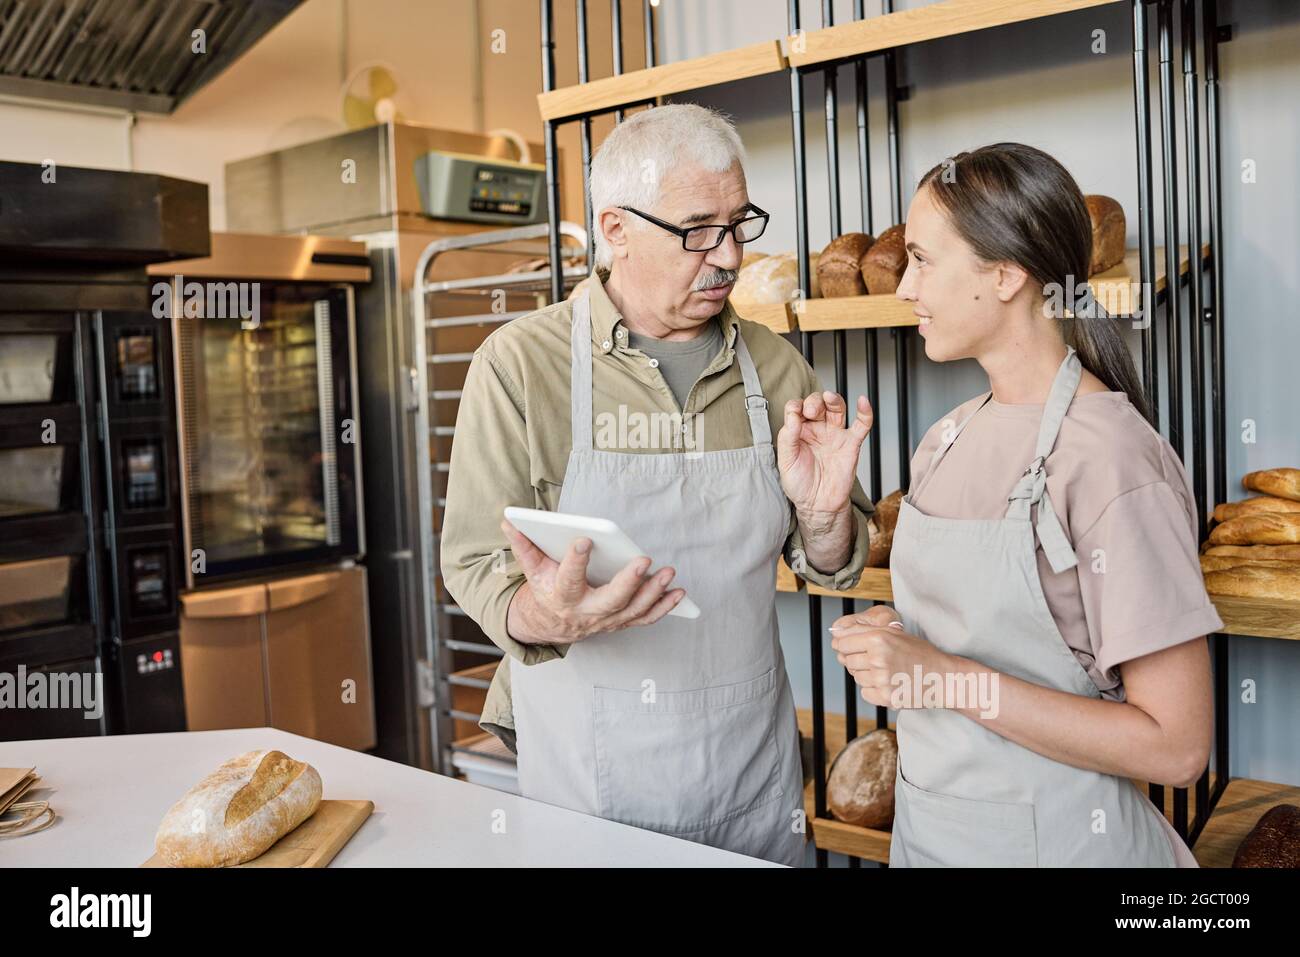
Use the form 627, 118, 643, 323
733, 324, 772, 447
569, 287, 595, 451
1006, 346, 1082, 573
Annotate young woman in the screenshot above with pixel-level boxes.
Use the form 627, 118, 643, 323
831, 143, 1221, 867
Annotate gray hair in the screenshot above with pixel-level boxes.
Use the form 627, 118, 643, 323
589, 103, 748, 269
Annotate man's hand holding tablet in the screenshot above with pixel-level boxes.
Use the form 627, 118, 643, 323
499, 508, 694, 646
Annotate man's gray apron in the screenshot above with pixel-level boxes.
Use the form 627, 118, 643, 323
510, 288, 805, 866
887, 345, 1180, 867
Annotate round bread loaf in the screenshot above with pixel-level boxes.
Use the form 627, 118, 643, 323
1243, 468, 1300, 502
1233, 804, 1300, 868
155, 750, 322, 867
1085, 195, 1126, 276
731, 251, 820, 305
817, 233, 873, 297
859, 224, 907, 294
827, 728, 897, 829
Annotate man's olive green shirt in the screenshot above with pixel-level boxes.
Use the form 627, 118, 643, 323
440, 272, 874, 751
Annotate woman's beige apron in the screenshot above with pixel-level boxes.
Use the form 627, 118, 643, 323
888, 345, 1184, 867
510, 289, 805, 866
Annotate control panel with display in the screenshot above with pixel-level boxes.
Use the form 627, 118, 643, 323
414, 151, 547, 226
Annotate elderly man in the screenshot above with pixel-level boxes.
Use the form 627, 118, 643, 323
441, 103, 875, 866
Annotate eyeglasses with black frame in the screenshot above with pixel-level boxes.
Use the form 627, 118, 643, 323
618, 203, 770, 252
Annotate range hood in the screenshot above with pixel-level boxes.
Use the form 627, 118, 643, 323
0, 0, 302, 115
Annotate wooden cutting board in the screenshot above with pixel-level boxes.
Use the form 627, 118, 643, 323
141, 799, 373, 868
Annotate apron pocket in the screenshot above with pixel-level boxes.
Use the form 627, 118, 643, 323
895, 761, 1038, 867
592, 667, 784, 835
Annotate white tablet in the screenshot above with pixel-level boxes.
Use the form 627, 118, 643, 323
503, 506, 701, 619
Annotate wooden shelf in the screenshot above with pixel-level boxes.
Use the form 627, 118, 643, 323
787, 0, 1118, 69
537, 40, 787, 122
776, 557, 804, 592
784, 244, 1210, 332
794, 295, 915, 332
735, 301, 796, 334
805, 566, 894, 601
1190, 777, 1300, 868
1210, 594, 1300, 641
797, 710, 1299, 867
1090, 243, 1211, 317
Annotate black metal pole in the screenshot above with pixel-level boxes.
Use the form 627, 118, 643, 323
884, 0, 910, 492
789, 0, 827, 870
853, 3, 882, 514
1131, 0, 1159, 428
541, 0, 563, 304
1203, 0, 1228, 832
1157, 0, 1181, 458
612, 0, 625, 123
578, 0, 594, 267
643, 0, 656, 69
1182, 0, 1208, 546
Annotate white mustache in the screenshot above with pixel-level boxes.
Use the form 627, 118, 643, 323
693, 269, 738, 291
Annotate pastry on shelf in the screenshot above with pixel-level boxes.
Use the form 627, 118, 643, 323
1232, 803, 1300, 868
731, 250, 821, 306
859, 223, 907, 294
816, 232, 874, 298
866, 489, 903, 568
1085, 195, 1126, 276
827, 728, 897, 830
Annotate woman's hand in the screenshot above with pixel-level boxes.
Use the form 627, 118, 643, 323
830, 605, 961, 709
777, 391, 872, 516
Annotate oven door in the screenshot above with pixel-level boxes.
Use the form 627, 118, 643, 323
174, 282, 361, 585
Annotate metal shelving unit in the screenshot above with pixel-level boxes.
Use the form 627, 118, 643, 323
412, 221, 588, 778
535, 0, 1292, 869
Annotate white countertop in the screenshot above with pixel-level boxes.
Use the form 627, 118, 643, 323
0, 728, 778, 867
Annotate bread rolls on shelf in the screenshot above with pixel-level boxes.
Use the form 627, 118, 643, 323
1208, 512, 1300, 546
731, 251, 820, 306
154, 750, 323, 868
1084, 195, 1126, 275
1202, 563, 1300, 601
1213, 496, 1300, 523
1199, 555, 1300, 574
827, 728, 897, 829
816, 232, 874, 297
1203, 543, 1300, 561
1242, 468, 1300, 502
866, 489, 903, 568
859, 223, 907, 294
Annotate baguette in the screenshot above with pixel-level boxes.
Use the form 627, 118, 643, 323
1208, 512, 1300, 546
1202, 544, 1300, 561
1199, 555, 1300, 574
1202, 563, 1300, 601
1242, 468, 1300, 502
1213, 496, 1300, 523
155, 750, 322, 867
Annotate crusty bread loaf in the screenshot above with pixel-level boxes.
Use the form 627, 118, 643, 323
1213, 496, 1300, 523
1242, 468, 1300, 502
731, 251, 820, 306
155, 750, 322, 867
1208, 512, 1300, 546
866, 489, 903, 568
1085, 195, 1126, 276
817, 233, 874, 297
1202, 563, 1300, 600
1233, 804, 1300, 868
859, 224, 907, 294
1203, 544, 1300, 561
1199, 555, 1300, 574
827, 728, 897, 829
